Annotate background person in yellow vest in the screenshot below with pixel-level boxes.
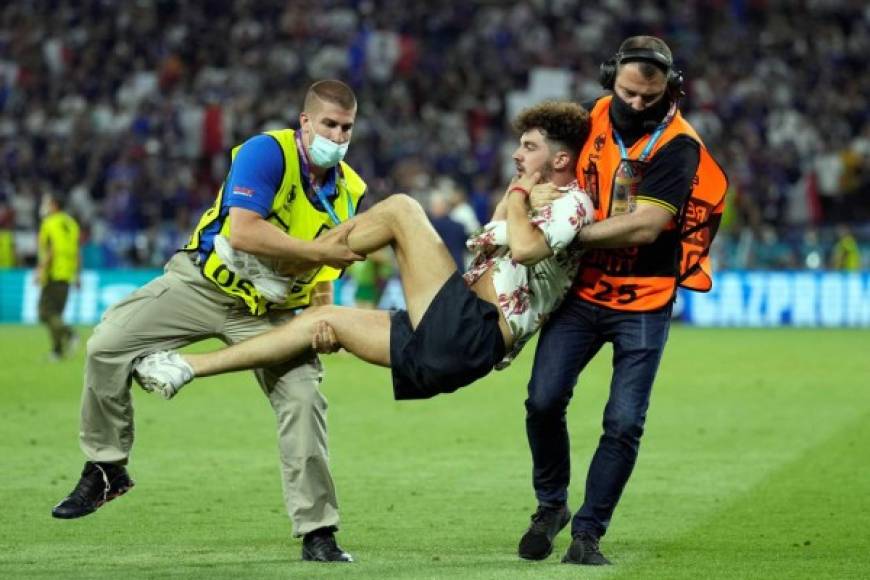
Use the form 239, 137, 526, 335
517, 36, 726, 566
35, 193, 80, 361
831, 224, 862, 270
51, 80, 365, 563
0, 191, 14, 268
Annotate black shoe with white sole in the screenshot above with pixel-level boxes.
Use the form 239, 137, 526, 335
302, 527, 353, 562
51, 461, 134, 519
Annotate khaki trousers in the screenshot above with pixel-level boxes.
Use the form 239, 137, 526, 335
79, 252, 338, 536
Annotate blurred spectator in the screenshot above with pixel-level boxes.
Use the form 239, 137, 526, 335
0, 1, 867, 268
346, 248, 394, 308
468, 174, 494, 225
753, 225, 797, 270
799, 229, 824, 270
427, 191, 467, 269
445, 180, 481, 240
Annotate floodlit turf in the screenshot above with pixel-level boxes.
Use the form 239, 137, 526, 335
1, 324, 868, 579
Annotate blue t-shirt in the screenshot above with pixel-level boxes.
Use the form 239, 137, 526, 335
224, 134, 285, 217
197, 135, 284, 260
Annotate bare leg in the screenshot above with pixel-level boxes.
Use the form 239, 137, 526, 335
320, 194, 458, 327
184, 306, 391, 377
183, 195, 457, 381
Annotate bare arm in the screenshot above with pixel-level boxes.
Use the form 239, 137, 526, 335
505, 190, 553, 266
501, 171, 555, 266
230, 207, 362, 272
491, 178, 516, 221
493, 179, 563, 220
575, 203, 674, 248
229, 207, 316, 259
528, 183, 564, 209
491, 195, 508, 221
310, 282, 340, 354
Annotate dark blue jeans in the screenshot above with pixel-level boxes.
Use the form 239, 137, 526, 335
525, 294, 672, 539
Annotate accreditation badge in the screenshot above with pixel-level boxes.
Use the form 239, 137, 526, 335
611, 158, 646, 216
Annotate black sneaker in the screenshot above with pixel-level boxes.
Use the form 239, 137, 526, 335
517, 504, 571, 560
302, 527, 353, 562
51, 461, 134, 519
562, 531, 612, 565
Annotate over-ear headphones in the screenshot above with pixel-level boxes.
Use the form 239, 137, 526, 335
599, 48, 685, 100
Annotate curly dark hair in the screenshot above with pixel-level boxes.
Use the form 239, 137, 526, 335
512, 101, 590, 157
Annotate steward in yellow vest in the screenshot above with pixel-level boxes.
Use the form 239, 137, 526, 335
53, 80, 362, 560
36, 193, 80, 359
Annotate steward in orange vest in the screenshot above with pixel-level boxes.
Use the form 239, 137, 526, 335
575, 95, 727, 311
519, 37, 729, 565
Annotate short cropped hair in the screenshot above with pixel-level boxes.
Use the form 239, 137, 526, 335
303, 80, 357, 112
41, 192, 64, 209
513, 101, 590, 156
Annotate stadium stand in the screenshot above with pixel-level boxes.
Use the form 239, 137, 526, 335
0, 0, 867, 269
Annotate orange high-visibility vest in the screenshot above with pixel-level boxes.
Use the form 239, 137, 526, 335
575, 96, 728, 311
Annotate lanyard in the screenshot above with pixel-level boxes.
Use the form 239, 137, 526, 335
294, 131, 354, 226
611, 101, 677, 163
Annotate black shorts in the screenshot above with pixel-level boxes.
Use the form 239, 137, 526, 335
390, 271, 506, 400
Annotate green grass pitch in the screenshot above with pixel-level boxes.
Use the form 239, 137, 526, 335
1, 324, 868, 579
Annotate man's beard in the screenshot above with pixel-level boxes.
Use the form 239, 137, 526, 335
517, 164, 553, 180
610, 93, 671, 134
538, 164, 553, 181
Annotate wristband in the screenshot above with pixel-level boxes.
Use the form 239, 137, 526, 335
509, 186, 530, 197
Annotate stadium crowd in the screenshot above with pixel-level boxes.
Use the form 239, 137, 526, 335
0, 0, 867, 269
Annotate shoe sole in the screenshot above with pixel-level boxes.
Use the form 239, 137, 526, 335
51, 480, 135, 519
301, 549, 354, 563
562, 555, 612, 566
518, 511, 571, 560
561, 534, 612, 566
519, 543, 554, 561
136, 374, 175, 400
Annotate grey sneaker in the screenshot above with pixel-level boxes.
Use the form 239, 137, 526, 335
133, 351, 195, 399
213, 234, 291, 303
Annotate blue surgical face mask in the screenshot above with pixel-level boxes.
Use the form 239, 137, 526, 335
308, 133, 349, 168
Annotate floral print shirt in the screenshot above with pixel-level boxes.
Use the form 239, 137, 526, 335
463, 182, 594, 369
